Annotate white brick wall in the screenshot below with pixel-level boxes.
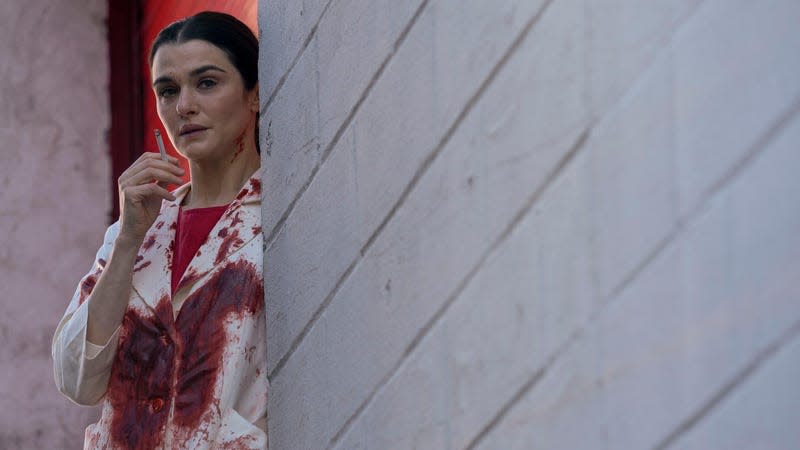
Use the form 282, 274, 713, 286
0, 1, 109, 448
259, 0, 800, 448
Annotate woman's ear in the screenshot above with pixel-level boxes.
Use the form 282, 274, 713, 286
249, 83, 260, 113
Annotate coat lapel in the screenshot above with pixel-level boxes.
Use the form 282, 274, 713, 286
129, 182, 190, 326
129, 168, 263, 324
173, 168, 263, 300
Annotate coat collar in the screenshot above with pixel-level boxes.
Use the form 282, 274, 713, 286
130, 167, 263, 324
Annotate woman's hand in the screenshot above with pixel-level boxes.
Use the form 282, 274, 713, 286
117, 152, 185, 243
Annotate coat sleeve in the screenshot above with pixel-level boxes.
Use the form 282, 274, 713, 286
52, 221, 123, 406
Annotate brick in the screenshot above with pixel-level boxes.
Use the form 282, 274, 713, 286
587, 0, 700, 118
268, 0, 590, 447
674, 0, 800, 215
346, 9, 438, 241
476, 109, 800, 450
260, 39, 321, 236
335, 151, 595, 450
265, 0, 576, 375
673, 332, 800, 449
316, 0, 425, 147
588, 51, 678, 298
473, 242, 681, 450
258, 0, 328, 101
429, 0, 548, 130
264, 126, 361, 375
331, 325, 451, 449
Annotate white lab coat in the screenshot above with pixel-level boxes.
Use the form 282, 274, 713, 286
52, 169, 268, 449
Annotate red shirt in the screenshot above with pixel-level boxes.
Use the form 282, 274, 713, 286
171, 204, 229, 295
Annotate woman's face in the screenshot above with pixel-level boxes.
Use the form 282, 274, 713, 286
151, 39, 258, 162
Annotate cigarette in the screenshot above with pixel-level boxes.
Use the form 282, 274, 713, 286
154, 129, 167, 161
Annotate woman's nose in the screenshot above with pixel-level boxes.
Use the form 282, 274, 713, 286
175, 90, 197, 116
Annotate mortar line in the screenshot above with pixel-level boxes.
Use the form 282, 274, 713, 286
324, 0, 712, 444
263, 0, 431, 247
358, 0, 557, 257
273, 0, 795, 444
467, 94, 800, 450
266, 0, 433, 375
260, 0, 333, 114
607, 93, 800, 309
688, 94, 800, 221
267, 0, 553, 388
269, 0, 555, 383
464, 325, 587, 450
654, 317, 800, 450
268, 0, 536, 378
331, 1, 800, 447
328, 125, 587, 449
324, 0, 714, 442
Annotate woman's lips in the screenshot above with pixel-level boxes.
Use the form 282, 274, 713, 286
179, 125, 208, 136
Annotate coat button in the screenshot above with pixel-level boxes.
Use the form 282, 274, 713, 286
150, 397, 165, 412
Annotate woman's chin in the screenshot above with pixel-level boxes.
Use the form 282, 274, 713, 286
180, 148, 234, 166
177, 143, 213, 161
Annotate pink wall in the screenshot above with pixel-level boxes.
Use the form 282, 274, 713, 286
0, 0, 110, 447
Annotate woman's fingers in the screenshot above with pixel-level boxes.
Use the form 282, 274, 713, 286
125, 182, 177, 203
116, 152, 183, 241
121, 152, 180, 178
120, 181, 177, 205
135, 150, 180, 165
121, 166, 185, 189
125, 152, 183, 177
120, 153, 184, 180
118, 183, 176, 240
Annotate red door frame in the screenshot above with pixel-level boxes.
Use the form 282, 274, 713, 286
108, 0, 144, 223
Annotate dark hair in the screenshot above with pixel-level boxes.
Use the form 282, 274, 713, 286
149, 11, 260, 153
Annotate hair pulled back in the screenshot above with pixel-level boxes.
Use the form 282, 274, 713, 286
150, 11, 260, 153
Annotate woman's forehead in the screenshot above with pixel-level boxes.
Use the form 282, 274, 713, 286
151, 40, 233, 79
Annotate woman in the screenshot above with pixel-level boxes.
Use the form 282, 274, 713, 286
52, 12, 268, 449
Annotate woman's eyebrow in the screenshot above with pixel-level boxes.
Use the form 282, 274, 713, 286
189, 65, 227, 77
152, 65, 227, 86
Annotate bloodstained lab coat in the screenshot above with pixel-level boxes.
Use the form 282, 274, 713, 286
52, 169, 268, 449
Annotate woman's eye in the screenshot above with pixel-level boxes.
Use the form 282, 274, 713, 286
199, 79, 217, 89
158, 87, 177, 98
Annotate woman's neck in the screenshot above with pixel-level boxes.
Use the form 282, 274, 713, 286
183, 149, 260, 209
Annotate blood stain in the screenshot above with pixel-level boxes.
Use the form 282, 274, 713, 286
215, 229, 243, 265
230, 212, 243, 227
176, 268, 202, 294
250, 179, 262, 196
78, 272, 99, 306
142, 235, 157, 251
106, 262, 263, 448
133, 261, 152, 273
107, 297, 174, 449
230, 134, 246, 163
172, 261, 263, 432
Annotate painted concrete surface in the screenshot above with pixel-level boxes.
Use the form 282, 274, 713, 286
259, 0, 800, 448
0, 0, 110, 448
